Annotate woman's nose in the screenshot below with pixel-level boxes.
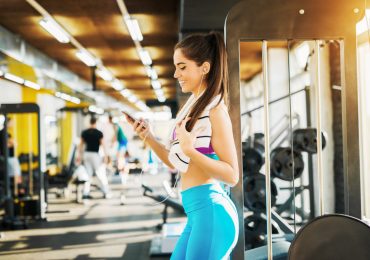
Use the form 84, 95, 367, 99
174, 69, 179, 79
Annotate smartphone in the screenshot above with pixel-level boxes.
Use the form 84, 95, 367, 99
121, 111, 146, 129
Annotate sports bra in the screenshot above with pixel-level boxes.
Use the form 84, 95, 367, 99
167, 94, 223, 173
171, 127, 220, 161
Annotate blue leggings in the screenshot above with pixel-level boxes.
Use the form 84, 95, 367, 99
171, 183, 239, 260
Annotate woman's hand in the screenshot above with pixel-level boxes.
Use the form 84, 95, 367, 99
175, 117, 203, 157
126, 115, 152, 142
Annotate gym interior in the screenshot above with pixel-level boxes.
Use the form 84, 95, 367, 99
1, 0, 370, 259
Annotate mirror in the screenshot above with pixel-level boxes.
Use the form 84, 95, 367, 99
240, 39, 345, 257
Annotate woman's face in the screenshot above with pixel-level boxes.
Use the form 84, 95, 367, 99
173, 48, 205, 94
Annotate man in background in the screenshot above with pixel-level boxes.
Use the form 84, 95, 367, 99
76, 117, 111, 199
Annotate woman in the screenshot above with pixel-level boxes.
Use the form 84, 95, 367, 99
125, 31, 239, 260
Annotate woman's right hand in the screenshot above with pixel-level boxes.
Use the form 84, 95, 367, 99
127, 117, 152, 142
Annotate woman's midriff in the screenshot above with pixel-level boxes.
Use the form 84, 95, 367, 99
180, 162, 215, 191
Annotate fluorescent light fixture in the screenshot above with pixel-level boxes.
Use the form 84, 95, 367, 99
145, 67, 158, 79
4, 73, 24, 84
120, 89, 131, 97
128, 95, 138, 103
70, 97, 81, 104
96, 67, 114, 81
151, 80, 161, 90
39, 17, 70, 43
76, 49, 97, 67
24, 80, 41, 90
158, 96, 166, 103
124, 17, 143, 42
154, 89, 164, 96
137, 103, 149, 111
145, 66, 152, 77
89, 105, 104, 114
54, 91, 80, 104
138, 49, 152, 65
111, 79, 124, 91
150, 68, 158, 80
136, 101, 145, 107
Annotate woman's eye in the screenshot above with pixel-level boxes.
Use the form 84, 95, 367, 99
179, 67, 186, 70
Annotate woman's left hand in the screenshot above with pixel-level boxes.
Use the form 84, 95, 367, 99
175, 117, 203, 157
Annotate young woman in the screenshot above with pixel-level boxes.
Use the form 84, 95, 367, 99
125, 31, 239, 260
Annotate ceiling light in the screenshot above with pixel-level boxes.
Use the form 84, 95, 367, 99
96, 67, 114, 81
145, 66, 152, 77
111, 79, 124, 91
158, 96, 166, 103
150, 68, 158, 80
145, 66, 158, 80
76, 49, 97, 67
151, 80, 161, 90
54, 91, 80, 104
70, 97, 81, 104
24, 80, 41, 90
4, 73, 24, 84
124, 17, 143, 42
154, 88, 164, 97
89, 105, 104, 114
39, 17, 70, 43
60, 93, 72, 102
128, 95, 138, 103
138, 49, 152, 65
120, 89, 131, 97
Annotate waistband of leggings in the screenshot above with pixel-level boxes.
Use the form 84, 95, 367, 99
181, 183, 227, 213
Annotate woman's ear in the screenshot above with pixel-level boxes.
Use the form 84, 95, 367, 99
201, 62, 211, 75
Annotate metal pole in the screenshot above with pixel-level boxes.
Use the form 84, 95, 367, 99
287, 40, 297, 233
314, 40, 325, 215
305, 86, 316, 220
262, 40, 272, 260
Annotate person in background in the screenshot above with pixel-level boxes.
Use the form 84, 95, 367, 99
102, 115, 117, 173
0, 117, 22, 193
114, 117, 128, 174
76, 117, 111, 199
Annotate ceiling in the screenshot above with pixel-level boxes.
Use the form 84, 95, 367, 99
0, 0, 179, 108
0, 0, 290, 109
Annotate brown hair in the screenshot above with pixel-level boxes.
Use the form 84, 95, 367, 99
175, 31, 229, 131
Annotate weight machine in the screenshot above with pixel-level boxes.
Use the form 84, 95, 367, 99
0, 103, 46, 229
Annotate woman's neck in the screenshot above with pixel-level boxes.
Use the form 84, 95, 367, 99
192, 85, 206, 98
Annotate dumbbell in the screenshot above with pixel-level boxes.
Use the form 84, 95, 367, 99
270, 147, 305, 181
243, 173, 278, 211
244, 213, 281, 250
293, 128, 327, 154
242, 133, 265, 176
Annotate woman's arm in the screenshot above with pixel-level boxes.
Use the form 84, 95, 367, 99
182, 104, 239, 186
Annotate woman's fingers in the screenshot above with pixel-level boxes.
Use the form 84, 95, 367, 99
134, 119, 149, 139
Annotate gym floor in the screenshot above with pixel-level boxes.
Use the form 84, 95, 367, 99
0, 172, 185, 260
